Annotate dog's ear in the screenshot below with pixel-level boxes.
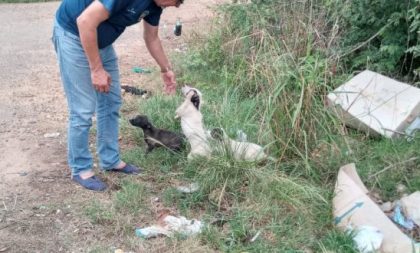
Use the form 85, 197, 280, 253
147, 123, 152, 129
191, 94, 200, 110
210, 128, 224, 140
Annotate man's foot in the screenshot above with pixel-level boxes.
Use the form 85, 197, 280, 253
109, 162, 142, 175
72, 173, 107, 191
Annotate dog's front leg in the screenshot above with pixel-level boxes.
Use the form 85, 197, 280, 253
145, 145, 155, 154
144, 138, 155, 154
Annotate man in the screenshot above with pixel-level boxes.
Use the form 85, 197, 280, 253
52, 0, 182, 191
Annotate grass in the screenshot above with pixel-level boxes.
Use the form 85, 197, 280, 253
80, 0, 420, 252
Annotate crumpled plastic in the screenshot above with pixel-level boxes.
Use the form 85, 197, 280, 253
351, 226, 384, 253
135, 215, 203, 239
392, 203, 415, 230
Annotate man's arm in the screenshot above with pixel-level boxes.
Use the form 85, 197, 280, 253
143, 21, 172, 72
76, 1, 111, 93
143, 21, 177, 95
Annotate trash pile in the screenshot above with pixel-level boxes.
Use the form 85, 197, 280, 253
333, 163, 420, 253
328, 71, 420, 252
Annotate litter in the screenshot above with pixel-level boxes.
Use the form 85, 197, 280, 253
392, 203, 415, 230
135, 215, 203, 239
405, 117, 420, 141
326, 70, 420, 138
132, 66, 151, 74
351, 225, 384, 253
175, 182, 199, 193
43, 132, 60, 138
400, 192, 420, 227
333, 163, 419, 253
121, 85, 150, 98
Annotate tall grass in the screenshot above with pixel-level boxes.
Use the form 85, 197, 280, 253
178, 0, 347, 179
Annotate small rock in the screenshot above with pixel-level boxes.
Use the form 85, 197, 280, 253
380, 202, 393, 212
115, 250, 124, 253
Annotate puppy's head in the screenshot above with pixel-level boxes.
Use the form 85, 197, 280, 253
181, 85, 202, 111
129, 115, 152, 129
210, 128, 226, 141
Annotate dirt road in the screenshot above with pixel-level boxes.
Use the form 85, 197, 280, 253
0, 1, 223, 251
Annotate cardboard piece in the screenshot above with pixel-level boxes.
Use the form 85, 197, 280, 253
327, 70, 420, 138
333, 163, 419, 253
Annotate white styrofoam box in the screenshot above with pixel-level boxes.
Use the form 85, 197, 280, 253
327, 70, 420, 138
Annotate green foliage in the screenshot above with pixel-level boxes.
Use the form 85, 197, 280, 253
328, 0, 420, 81
317, 229, 358, 253
84, 200, 113, 225
114, 179, 147, 214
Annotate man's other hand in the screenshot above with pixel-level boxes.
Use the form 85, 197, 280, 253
91, 68, 111, 93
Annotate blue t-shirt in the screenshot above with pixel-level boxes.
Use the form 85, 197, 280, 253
56, 0, 162, 49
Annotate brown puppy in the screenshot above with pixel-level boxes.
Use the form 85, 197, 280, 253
130, 115, 184, 153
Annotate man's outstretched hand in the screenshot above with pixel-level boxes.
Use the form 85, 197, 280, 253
161, 70, 177, 95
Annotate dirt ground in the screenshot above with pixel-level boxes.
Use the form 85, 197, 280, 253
0, 1, 224, 252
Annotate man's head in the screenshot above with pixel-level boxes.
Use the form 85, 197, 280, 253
154, 0, 184, 8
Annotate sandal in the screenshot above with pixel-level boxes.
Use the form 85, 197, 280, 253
72, 175, 107, 191
109, 164, 142, 175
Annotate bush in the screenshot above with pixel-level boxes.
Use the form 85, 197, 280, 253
326, 0, 420, 82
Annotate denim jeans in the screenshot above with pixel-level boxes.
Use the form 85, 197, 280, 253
52, 21, 122, 176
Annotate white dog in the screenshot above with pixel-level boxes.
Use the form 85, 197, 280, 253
210, 128, 272, 162
175, 86, 211, 160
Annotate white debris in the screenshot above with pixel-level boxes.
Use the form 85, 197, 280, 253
327, 70, 420, 138
135, 215, 203, 239
176, 182, 199, 193
43, 132, 60, 138
352, 226, 383, 253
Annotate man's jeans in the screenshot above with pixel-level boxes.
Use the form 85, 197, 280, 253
52, 21, 122, 176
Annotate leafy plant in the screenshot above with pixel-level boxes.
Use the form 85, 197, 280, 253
327, 0, 420, 82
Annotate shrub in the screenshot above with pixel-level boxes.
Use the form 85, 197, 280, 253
326, 0, 420, 82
